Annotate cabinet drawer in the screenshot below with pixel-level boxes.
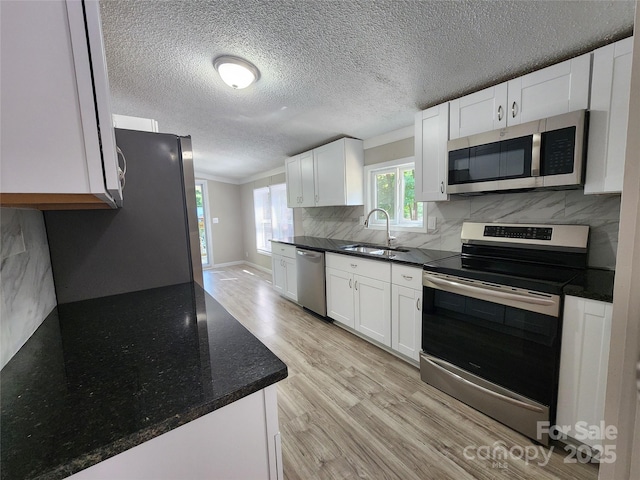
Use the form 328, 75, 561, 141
326, 253, 390, 281
272, 242, 296, 259
391, 264, 423, 290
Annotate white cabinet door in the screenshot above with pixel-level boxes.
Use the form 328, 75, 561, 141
415, 103, 449, 201
285, 156, 302, 207
507, 53, 591, 126
326, 267, 355, 328
0, 0, 119, 209
354, 274, 391, 347
299, 151, 315, 207
283, 256, 298, 302
271, 255, 286, 296
449, 54, 591, 140
391, 284, 422, 362
585, 37, 633, 195
314, 140, 346, 206
557, 296, 613, 448
449, 83, 508, 139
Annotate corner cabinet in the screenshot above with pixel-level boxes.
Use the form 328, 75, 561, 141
556, 296, 613, 448
271, 243, 297, 302
391, 264, 423, 363
585, 36, 634, 195
285, 138, 364, 208
0, 0, 122, 210
325, 253, 391, 346
414, 103, 449, 202
449, 53, 591, 139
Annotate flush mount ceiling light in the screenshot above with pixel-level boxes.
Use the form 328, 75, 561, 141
213, 55, 260, 89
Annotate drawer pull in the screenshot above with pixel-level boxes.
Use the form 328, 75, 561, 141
402, 274, 413, 281
349, 278, 352, 289
350, 263, 358, 268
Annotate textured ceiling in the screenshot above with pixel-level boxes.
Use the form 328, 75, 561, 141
100, 0, 635, 182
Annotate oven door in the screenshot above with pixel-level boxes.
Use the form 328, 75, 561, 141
421, 271, 561, 443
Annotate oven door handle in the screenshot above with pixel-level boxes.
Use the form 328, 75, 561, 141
424, 274, 556, 307
422, 355, 546, 413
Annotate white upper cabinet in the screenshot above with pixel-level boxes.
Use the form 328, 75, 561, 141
414, 103, 449, 202
0, 0, 122, 210
449, 83, 508, 139
285, 151, 314, 207
585, 36, 634, 195
285, 138, 364, 208
449, 53, 591, 139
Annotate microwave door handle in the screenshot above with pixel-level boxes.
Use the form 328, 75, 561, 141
531, 133, 541, 177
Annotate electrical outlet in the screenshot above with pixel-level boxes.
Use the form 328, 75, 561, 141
245, 251, 249, 258
212, 217, 219, 224
427, 217, 437, 230
359, 215, 365, 225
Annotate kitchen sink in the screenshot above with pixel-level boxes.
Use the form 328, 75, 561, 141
339, 244, 410, 255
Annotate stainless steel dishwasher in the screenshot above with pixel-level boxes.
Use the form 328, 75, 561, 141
295, 248, 327, 317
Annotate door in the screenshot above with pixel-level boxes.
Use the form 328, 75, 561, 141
415, 103, 449, 201
194, 180, 211, 267
285, 156, 301, 207
449, 83, 508, 139
299, 151, 315, 207
585, 37, 634, 194
314, 140, 345, 206
392, 285, 422, 361
355, 274, 391, 346
326, 267, 354, 328
271, 254, 286, 296
507, 53, 590, 126
283, 256, 297, 301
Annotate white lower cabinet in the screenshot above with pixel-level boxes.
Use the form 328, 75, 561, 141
325, 253, 391, 346
391, 265, 423, 362
556, 296, 613, 448
271, 243, 297, 302
68, 385, 283, 480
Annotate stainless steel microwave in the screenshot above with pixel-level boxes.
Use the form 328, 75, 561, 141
446, 110, 587, 194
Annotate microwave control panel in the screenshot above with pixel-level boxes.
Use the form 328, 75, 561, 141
484, 226, 553, 241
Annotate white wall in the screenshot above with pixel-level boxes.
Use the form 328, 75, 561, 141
0, 208, 57, 368
200, 179, 244, 266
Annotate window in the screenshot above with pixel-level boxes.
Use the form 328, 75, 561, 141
194, 181, 211, 266
254, 183, 294, 254
365, 157, 424, 232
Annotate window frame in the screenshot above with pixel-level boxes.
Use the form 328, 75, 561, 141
364, 156, 426, 233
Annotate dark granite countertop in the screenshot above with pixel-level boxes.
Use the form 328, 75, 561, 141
272, 236, 615, 302
271, 236, 458, 266
0, 282, 287, 480
564, 268, 615, 303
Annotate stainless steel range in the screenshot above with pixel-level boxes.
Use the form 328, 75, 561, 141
421, 222, 589, 445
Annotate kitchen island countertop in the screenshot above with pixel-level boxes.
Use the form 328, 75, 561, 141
0, 282, 287, 480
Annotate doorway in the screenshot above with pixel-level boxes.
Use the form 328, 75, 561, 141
195, 180, 212, 267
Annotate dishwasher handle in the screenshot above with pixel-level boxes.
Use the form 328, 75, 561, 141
297, 250, 322, 259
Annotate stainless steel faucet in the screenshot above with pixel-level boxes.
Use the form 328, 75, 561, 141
364, 208, 395, 248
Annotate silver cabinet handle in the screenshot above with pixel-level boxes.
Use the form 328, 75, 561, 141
417, 297, 421, 311
440, 181, 444, 194
512, 101, 518, 118
354, 280, 358, 291
350, 263, 358, 268
402, 274, 413, 281
497, 105, 503, 121
349, 278, 352, 289
315, 194, 319, 203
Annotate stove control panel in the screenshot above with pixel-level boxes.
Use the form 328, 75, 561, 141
484, 225, 553, 241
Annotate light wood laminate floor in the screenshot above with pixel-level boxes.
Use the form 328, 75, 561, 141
204, 265, 598, 480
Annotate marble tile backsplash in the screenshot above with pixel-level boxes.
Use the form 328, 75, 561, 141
295, 190, 621, 269
1, 208, 57, 369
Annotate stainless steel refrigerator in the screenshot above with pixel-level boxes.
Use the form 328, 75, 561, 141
45, 129, 203, 304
